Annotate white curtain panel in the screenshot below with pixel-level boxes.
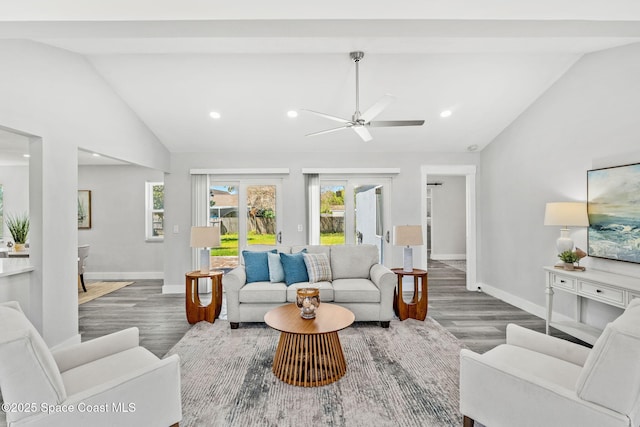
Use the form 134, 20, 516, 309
306, 173, 320, 245
191, 174, 211, 290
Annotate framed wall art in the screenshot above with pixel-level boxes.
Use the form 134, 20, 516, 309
78, 190, 92, 229
587, 162, 640, 264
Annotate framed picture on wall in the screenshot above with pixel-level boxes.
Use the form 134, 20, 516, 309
587, 162, 640, 264
78, 190, 92, 229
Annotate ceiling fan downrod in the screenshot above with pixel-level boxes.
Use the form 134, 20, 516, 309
350, 51, 365, 123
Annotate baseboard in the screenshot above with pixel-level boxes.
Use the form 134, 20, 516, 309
84, 272, 164, 281
162, 284, 184, 294
430, 253, 466, 261
50, 333, 81, 351
477, 282, 575, 324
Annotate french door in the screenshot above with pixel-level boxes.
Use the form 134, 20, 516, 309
209, 179, 282, 269
318, 177, 391, 265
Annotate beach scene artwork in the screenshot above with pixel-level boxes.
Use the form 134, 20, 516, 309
587, 163, 640, 263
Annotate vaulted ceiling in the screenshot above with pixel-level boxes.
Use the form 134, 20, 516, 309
2, 1, 640, 154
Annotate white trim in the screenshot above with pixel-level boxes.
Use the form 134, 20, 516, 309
84, 271, 164, 281
145, 181, 164, 241
422, 165, 476, 175
421, 164, 477, 291
477, 282, 575, 324
191, 168, 290, 175
302, 168, 400, 175
50, 333, 81, 351
430, 253, 467, 260
162, 284, 185, 294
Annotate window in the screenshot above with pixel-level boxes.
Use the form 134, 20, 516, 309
145, 182, 164, 241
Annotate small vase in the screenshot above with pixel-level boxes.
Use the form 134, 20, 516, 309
14, 243, 25, 252
564, 262, 575, 271
296, 288, 320, 319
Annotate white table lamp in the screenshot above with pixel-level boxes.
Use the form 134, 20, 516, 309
544, 202, 589, 256
190, 226, 221, 274
393, 225, 424, 272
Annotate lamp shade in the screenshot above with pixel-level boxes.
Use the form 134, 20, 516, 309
544, 202, 589, 227
393, 225, 424, 246
190, 226, 221, 248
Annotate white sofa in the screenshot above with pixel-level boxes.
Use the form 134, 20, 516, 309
460, 298, 640, 427
0, 301, 182, 427
223, 244, 396, 329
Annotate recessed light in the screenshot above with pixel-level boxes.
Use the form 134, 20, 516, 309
440, 110, 452, 118
467, 144, 479, 152
23, 154, 30, 158
287, 110, 298, 118
209, 111, 221, 119
92, 153, 101, 157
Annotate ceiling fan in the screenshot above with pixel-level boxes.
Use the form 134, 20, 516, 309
304, 51, 425, 142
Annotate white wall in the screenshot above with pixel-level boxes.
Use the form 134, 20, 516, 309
430, 175, 466, 259
78, 165, 164, 279
0, 166, 29, 243
0, 40, 170, 347
479, 42, 640, 328
163, 151, 480, 291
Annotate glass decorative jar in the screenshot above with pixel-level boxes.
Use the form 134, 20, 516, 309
296, 288, 320, 319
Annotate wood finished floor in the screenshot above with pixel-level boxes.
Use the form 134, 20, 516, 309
78, 261, 587, 357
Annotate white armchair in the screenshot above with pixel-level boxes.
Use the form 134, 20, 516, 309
460, 298, 640, 427
0, 301, 182, 427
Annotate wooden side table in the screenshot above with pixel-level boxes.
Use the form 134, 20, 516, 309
185, 270, 223, 324
392, 268, 428, 321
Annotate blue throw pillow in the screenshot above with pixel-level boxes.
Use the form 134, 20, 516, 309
280, 249, 309, 286
243, 249, 276, 283
267, 252, 285, 283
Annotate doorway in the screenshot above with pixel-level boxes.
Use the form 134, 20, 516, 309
421, 165, 477, 290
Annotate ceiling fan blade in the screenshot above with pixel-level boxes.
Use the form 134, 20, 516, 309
352, 126, 372, 142
302, 109, 351, 124
306, 125, 350, 137
367, 120, 425, 127
359, 94, 396, 122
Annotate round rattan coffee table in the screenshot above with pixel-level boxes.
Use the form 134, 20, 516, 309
264, 303, 355, 387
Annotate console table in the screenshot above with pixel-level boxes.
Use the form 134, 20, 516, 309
544, 266, 640, 344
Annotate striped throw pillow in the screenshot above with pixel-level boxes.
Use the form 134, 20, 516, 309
303, 252, 332, 284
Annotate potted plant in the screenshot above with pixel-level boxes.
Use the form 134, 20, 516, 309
6, 213, 29, 252
558, 250, 580, 271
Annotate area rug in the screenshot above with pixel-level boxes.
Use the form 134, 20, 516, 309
77, 281, 134, 304
166, 317, 465, 427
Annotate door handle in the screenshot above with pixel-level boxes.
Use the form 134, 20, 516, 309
385, 230, 390, 243
277, 231, 282, 244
